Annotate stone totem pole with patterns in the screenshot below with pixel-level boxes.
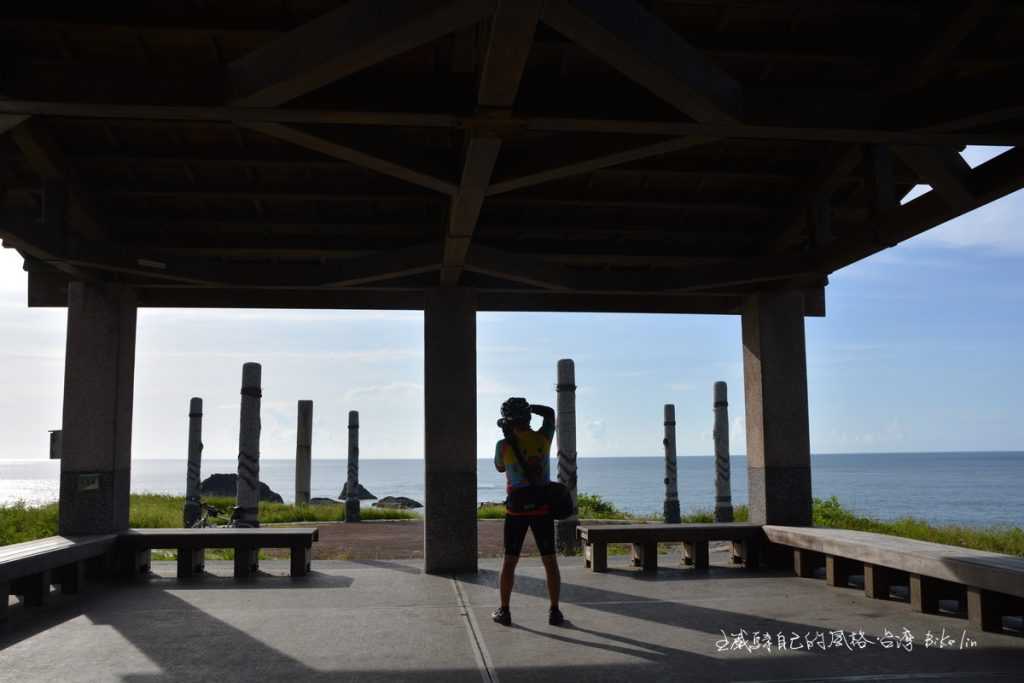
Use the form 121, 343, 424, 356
555, 359, 579, 553
345, 410, 361, 523
713, 381, 734, 523
663, 404, 681, 523
295, 400, 313, 505
182, 397, 203, 527
234, 362, 262, 530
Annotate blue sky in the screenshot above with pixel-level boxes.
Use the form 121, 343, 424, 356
1, 147, 1021, 461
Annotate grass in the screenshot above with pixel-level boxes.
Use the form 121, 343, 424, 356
2, 492, 1021, 559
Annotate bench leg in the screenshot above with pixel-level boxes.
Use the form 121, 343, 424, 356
177, 548, 206, 578
910, 574, 941, 613
681, 541, 694, 566
54, 562, 84, 595
119, 549, 151, 577
584, 543, 592, 569
13, 571, 50, 607
691, 540, 709, 571
825, 555, 856, 588
730, 541, 744, 565
793, 549, 819, 578
291, 545, 312, 577
631, 544, 643, 568
234, 547, 259, 578
864, 564, 893, 599
589, 542, 607, 573
637, 542, 657, 573
967, 587, 1004, 632
742, 539, 761, 570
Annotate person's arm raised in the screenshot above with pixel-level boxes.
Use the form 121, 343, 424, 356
531, 404, 556, 441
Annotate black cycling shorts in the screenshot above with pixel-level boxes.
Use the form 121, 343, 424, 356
503, 514, 555, 557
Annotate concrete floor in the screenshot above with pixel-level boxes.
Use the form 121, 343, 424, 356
2, 551, 1022, 682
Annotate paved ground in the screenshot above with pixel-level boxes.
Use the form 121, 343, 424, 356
2, 549, 1022, 682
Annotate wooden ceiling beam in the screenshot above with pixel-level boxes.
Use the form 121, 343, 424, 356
890, 145, 975, 211
820, 146, 1024, 273
9, 119, 107, 240
0, 99, 1020, 146
463, 244, 572, 290
772, 145, 863, 251
541, 0, 742, 123
0, 114, 29, 136
486, 136, 717, 196
442, 132, 502, 286
236, 122, 458, 195
441, 0, 542, 286
884, 0, 996, 94
226, 0, 495, 106
2, 209, 443, 287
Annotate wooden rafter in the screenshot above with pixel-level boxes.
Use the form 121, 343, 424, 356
0, 100, 1020, 146
891, 146, 974, 211
541, 0, 742, 123
441, 0, 542, 287
10, 119, 106, 240
237, 122, 458, 195
819, 146, 1024, 272
486, 136, 717, 196
772, 146, 862, 251
464, 244, 572, 290
0, 114, 29, 135
884, 0, 996, 93
226, 0, 495, 106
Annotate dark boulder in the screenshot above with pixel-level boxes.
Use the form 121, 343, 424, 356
309, 497, 340, 505
373, 496, 423, 509
339, 482, 378, 500
199, 473, 284, 504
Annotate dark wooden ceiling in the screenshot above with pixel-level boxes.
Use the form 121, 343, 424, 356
1, 1, 1022, 314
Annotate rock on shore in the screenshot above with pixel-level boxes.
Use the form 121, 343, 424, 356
338, 482, 378, 500
373, 496, 423, 509
199, 473, 284, 503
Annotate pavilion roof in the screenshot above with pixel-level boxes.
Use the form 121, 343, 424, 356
1, 0, 1021, 314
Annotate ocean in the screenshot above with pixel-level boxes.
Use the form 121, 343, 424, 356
1, 452, 1022, 528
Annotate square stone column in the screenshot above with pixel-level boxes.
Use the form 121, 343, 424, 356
423, 288, 477, 574
742, 291, 812, 526
59, 282, 137, 535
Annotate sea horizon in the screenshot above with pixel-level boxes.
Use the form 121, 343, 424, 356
3, 451, 1022, 528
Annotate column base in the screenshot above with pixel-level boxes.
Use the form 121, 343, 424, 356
424, 470, 477, 574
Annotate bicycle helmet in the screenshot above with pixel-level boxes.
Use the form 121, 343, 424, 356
500, 397, 531, 425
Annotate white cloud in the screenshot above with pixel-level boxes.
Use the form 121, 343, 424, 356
343, 381, 422, 401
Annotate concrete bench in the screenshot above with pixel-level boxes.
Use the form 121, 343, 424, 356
118, 527, 319, 579
578, 523, 763, 573
1, 534, 118, 622
764, 525, 1024, 633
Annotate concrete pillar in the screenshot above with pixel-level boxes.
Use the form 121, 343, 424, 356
423, 288, 477, 574
234, 362, 261, 529
713, 382, 734, 523
183, 397, 203, 527
555, 358, 579, 553
295, 400, 313, 505
59, 282, 137, 536
662, 404, 681, 523
345, 410, 361, 523
742, 291, 812, 526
